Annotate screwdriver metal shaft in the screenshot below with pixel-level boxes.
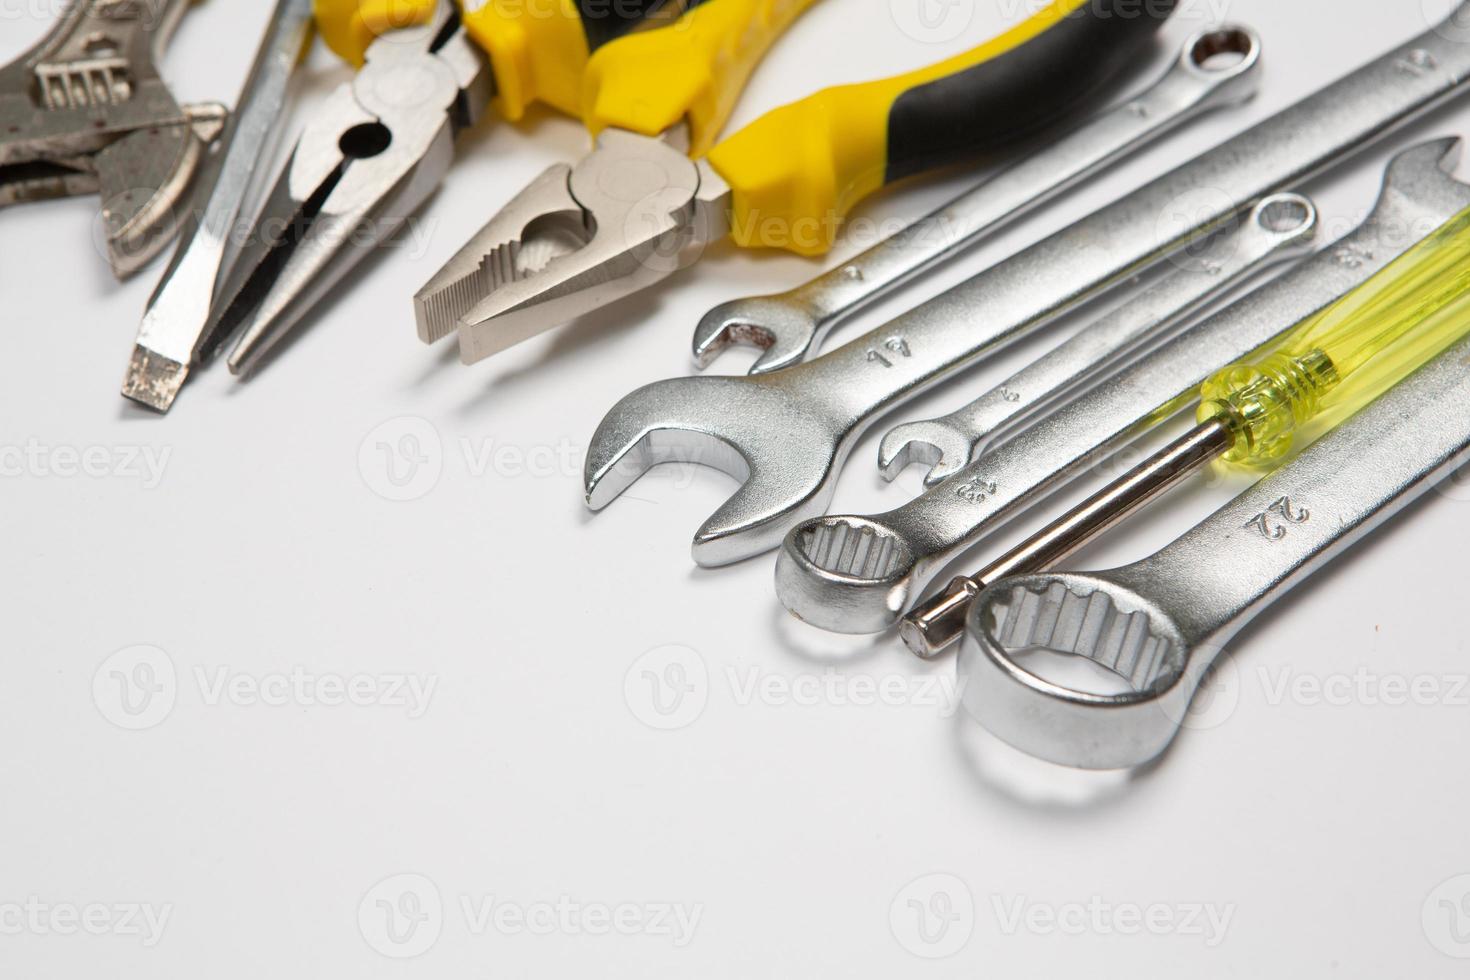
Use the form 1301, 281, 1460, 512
901, 421, 1230, 658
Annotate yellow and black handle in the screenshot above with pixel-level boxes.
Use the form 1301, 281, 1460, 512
312, 0, 715, 121
706, 0, 1178, 254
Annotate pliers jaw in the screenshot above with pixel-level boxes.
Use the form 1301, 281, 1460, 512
417, 127, 731, 365
215, 1, 494, 375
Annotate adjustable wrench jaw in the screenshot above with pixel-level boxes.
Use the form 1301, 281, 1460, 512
0, 0, 226, 276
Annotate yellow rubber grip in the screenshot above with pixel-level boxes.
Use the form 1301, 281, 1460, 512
580, 0, 819, 158
312, 0, 600, 120
705, 0, 1095, 255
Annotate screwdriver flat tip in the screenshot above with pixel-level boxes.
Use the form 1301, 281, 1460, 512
121, 346, 190, 413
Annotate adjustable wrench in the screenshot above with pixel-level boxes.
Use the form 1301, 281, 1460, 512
586, 5, 1470, 568
693, 26, 1264, 375
962, 325, 1470, 770
877, 193, 1319, 488
0, 0, 227, 276
774, 139, 1470, 633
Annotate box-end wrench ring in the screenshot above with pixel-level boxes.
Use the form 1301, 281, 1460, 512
692, 26, 1263, 375
774, 139, 1470, 632
961, 328, 1470, 770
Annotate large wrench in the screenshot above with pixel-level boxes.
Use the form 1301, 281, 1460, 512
774, 139, 1470, 632
961, 327, 1470, 770
586, 7, 1470, 568
692, 26, 1264, 375
877, 193, 1319, 488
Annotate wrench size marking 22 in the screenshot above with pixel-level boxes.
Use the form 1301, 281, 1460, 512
1245, 495, 1310, 541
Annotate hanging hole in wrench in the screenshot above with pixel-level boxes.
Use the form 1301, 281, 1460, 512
339, 122, 392, 160
1188, 28, 1256, 72
1257, 195, 1315, 234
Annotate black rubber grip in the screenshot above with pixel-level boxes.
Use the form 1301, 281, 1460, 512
885, 0, 1179, 183
578, 0, 714, 52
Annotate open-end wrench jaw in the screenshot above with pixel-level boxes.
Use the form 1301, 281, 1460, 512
774, 137, 1470, 637
692, 295, 823, 374
584, 373, 841, 566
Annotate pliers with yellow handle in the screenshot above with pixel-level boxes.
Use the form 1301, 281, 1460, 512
423, 0, 1178, 365
216, 0, 720, 377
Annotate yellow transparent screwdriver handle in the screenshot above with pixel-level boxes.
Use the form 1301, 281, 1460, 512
1199, 202, 1470, 464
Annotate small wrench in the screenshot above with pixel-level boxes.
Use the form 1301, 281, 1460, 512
774, 139, 1470, 632
587, 6, 1470, 568
961, 326, 1470, 770
693, 26, 1264, 374
0, 0, 227, 276
878, 193, 1318, 488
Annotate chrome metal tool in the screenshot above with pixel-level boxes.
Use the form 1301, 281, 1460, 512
586, 7, 1470, 568
0, 0, 227, 277
122, 0, 315, 412
694, 26, 1263, 375
962, 326, 1470, 770
773, 139, 1470, 633
878, 193, 1316, 488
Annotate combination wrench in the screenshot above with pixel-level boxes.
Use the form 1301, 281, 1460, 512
961, 327, 1470, 770
692, 26, 1263, 375
586, 6, 1470, 568
877, 193, 1319, 488
774, 139, 1470, 632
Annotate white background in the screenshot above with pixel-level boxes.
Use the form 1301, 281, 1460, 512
4, 0, 1470, 975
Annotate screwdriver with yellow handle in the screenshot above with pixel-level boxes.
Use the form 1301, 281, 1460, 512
420, 0, 1180, 363
902, 201, 1470, 658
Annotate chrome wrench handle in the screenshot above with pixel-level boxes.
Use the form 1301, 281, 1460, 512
693, 26, 1264, 375
775, 139, 1470, 632
773, 11, 1470, 431
962, 329, 1470, 770
877, 194, 1319, 488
